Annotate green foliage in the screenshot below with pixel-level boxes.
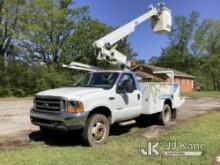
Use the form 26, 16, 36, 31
0, 86, 13, 97
0, 0, 26, 65
62, 18, 112, 65
136, 59, 146, 65
182, 91, 220, 98
0, 0, 135, 97
0, 59, 83, 97
62, 18, 134, 66
14, 88, 26, 97
21, 0, 89, 65
158, 11, 199, 73
193, 20, 220, 90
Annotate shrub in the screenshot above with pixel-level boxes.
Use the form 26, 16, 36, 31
0, 86, 13, 97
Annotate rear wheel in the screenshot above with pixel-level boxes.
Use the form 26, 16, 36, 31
159, 104, 171, 126
82, 114, 110, 147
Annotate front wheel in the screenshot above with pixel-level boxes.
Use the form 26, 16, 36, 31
171, 109, 177, 121
82, 114, 110, 147
159, 104, 171, 126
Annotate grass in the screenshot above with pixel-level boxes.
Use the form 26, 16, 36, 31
1, 112, 220, 165
182, 91, 220, 98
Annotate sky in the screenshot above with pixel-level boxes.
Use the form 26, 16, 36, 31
74, 0, 220, 61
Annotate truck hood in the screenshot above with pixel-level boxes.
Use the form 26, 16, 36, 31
36, 87, 104, 100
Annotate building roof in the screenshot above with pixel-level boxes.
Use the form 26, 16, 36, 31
134, 71, 154, 79
132, 64, 195, 79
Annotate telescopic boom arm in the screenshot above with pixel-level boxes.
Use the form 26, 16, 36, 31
93, 3, 172, 66
63, 3, 171, 71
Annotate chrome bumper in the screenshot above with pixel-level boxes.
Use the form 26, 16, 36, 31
30, 108, 89, 131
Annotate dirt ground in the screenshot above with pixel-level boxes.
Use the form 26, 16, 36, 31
0, 97, 220, 148
141, 97, 220, 139
0, 99, 38, 146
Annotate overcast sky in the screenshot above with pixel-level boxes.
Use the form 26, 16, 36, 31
75, 0, 220, 61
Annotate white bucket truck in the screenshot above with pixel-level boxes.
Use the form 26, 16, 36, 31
30, 3, 184, 146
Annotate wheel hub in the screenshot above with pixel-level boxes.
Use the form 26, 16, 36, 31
92, 122, 106, 141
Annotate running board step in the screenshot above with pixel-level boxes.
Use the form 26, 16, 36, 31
119, 120, 136, 126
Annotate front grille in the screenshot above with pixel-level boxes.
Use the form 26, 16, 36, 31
35, 96, 66, 112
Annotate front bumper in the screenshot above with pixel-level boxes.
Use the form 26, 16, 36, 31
30, 108, 89, 131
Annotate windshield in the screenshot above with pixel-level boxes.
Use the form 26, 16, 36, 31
73, 72, 119, 89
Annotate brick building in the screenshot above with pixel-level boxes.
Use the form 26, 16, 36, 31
131, 64, 195, 93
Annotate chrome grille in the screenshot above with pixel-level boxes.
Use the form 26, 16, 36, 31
35, 96, 66, 112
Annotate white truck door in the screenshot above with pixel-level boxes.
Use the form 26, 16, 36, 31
113, 73, 142, 122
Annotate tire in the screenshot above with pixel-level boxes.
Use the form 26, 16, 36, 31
82, 114, 110, 147
159, 104, 171, 126
171, 109, 177, 121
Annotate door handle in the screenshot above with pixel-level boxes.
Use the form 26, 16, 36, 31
109, 97, 115, 100
137, 94, 140, 100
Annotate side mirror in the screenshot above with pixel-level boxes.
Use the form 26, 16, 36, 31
116, 82, 134, 93
125, 82, 134, 93
116, 85, 125, 93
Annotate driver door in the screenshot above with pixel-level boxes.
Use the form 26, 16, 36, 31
113, 73, 142, 122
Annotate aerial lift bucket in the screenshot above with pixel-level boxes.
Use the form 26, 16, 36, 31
151, 7, 172, 34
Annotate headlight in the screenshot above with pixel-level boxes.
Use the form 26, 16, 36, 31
67, 100, 84, 113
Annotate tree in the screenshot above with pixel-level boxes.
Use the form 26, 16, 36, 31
62, 17, 135, 67
158, 11, 199, 73
61, 18, 111, 66
0, 0, 26, 66
148, 56, 159, 65
0, 0, 28, 97
147, 11, 220, 91
0, 0, 3, 67
0, 0, 137, 97
20, 0, 88, 66
193, 20, 220, 90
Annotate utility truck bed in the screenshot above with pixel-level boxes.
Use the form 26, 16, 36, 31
140, 83, 184, 115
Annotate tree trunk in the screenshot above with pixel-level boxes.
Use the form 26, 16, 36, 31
0, 0, 4, 67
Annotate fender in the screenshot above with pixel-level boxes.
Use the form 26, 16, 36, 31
82, 96, 115, 122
